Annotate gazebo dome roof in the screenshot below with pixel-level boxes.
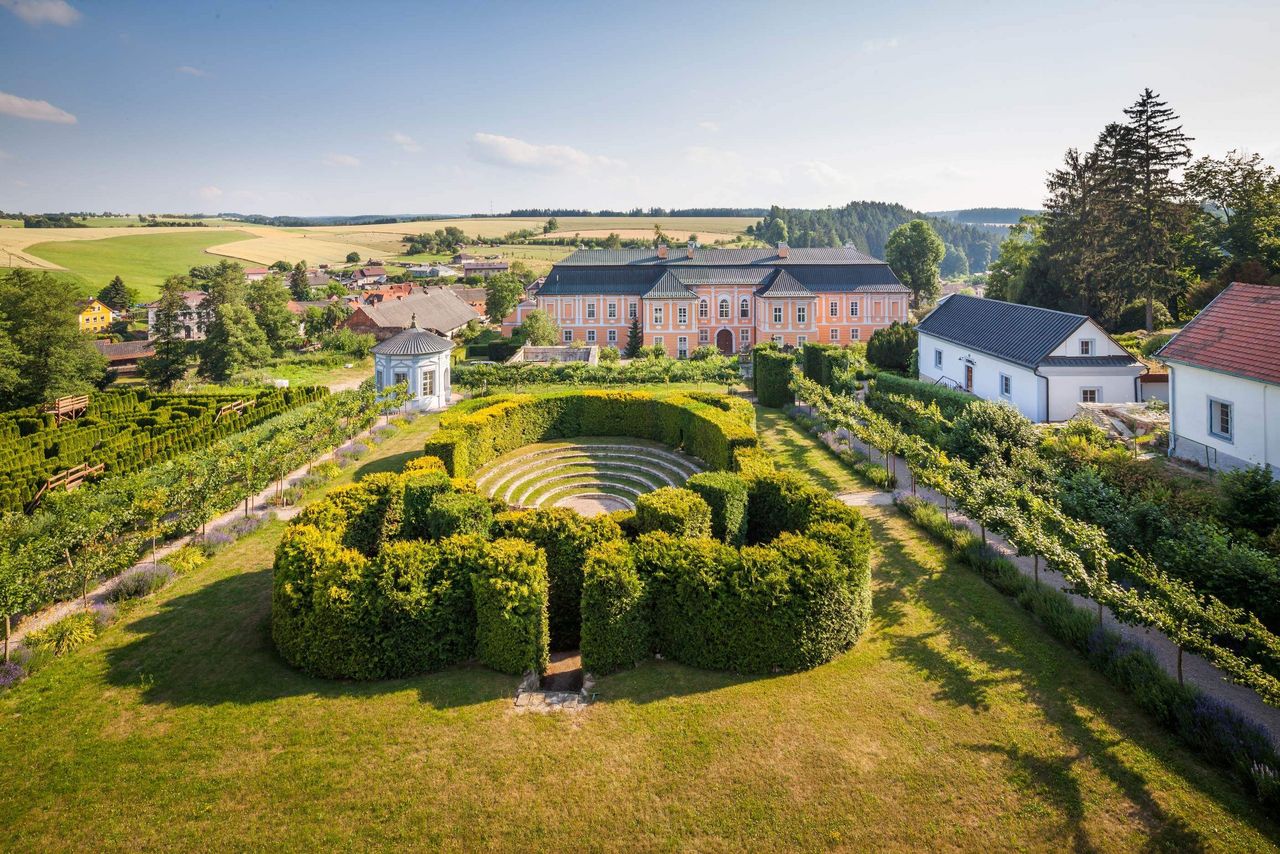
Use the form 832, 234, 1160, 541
371, 314, 454, 357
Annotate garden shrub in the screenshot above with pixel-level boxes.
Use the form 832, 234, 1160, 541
494, 508, 621, 650
26, 610, 98, 657
686, 471, 749, 545
424, 492, 494, 540
580, 540, 649, 674
742, 470, 832, 544
866, 321, 915, 374
872, 372, 973, 421
471, 538, 550, 676
732, 445, 776, 478
947, 399, 1039, 467
167, 545, 207, 574
372, 537, 481, 676
107, 563, 175, 602
399, 470, 461, 539
753, 346, 796, 408
634, 487, 712, 539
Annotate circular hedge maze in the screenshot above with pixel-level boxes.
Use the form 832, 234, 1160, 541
473, 439, 704, 515
272, 391, 873, 684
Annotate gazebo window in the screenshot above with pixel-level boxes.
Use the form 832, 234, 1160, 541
422, 370, 436, 398
393, 370, 408, 388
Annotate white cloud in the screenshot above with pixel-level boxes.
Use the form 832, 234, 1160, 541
321, 153, 360, 168
861, 36, 900, 53
176, 65, 209, 78
0, 0, 80, 26
469, 132, 623, 174
390, 132, 421, 153
197, 185, 223, 201
0, 90, 77, 124
697, 120, 720, 133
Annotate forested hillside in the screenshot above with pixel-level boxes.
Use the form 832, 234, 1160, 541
928, 207, 1040, 225
747, 201, 997, 274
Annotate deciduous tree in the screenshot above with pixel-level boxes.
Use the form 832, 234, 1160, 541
885, 219, 945, 309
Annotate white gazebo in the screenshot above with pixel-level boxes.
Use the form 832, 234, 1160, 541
370, 314, 454, 410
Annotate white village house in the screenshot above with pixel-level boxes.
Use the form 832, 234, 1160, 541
371, 314, 454, 411
916, 294, 1145, 422
1158, 281, 1280, 474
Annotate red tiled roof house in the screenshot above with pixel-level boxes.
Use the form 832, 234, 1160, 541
1158, 282, 1280, 475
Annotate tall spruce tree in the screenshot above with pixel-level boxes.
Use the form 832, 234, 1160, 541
140, 275, 192, 389
288, 260, 311, 300
96, 275, 134, 312
624, 316, 644, 358
1116, 88, 1194, 330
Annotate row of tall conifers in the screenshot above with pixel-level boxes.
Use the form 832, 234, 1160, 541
272, 392, 873, 679
0, 387, 326, 512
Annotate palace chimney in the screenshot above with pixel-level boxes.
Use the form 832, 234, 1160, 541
686, 240, 696, 259
777, 241, 789, 259
656, 244, 668, 259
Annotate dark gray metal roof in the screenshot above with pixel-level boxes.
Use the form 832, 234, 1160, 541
1040, 355, 1142, 368
643, 271, 699, 300
371, 322, 454, 356
555, 246, 883, 266
537, 259, 906, 298
917, 295, 1088, 368
757, 270, 813, 298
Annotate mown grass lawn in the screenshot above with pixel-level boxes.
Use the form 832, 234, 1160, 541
1, 406, 1276, 850
23, 230, 256, 299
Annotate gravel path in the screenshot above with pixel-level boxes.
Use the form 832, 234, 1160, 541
800, 408, 1280, 745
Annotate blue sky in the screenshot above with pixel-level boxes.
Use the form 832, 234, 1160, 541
1, 0, 1278, 216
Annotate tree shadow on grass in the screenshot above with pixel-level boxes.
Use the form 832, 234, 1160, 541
863, 504, 1277, 848
104, 568, 515, 711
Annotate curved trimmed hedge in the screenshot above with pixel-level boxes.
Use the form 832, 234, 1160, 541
274, 413, 872, 681
424, 390, 757, 477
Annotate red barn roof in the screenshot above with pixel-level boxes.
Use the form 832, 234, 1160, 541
1159, 282, 1280, 385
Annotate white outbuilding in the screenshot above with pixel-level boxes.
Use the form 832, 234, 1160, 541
371, 314, 454, 411
916, 294, 1145, 423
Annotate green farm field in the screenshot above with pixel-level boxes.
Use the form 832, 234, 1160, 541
21, 231, 257, 299
0, 404, 1274, 851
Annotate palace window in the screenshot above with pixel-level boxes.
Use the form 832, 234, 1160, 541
798, 335, 807, 345
586, 303, 596, 319
719, 298, 730, 319
796, 305, 807, 324
586, 330, 596, 342
740, 328, 750, 343
772, 305, 783, 324
740, 298, 750, 318
677, 305, 688, 324
653, 305, 663, 324
829, 300, 838, 317
849, 300, 859, 317
830, 328, 839, 341
677, 336, 688, 358
698, 299, 708, 319
850, 328, 860, 340
699, 328, 709, 343
628, 302, 637, 320
607, 329, 617, 343
607, 302, 617, 319
563, 330, 572, 343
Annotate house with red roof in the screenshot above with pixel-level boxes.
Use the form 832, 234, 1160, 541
1158, 282, 1280, 474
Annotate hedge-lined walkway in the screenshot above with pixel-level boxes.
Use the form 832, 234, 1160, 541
790, 402, 1280, 746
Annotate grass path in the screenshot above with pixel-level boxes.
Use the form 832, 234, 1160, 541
0, 406, 1276, 849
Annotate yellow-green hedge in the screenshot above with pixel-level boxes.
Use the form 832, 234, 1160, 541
424, 390, 758, 476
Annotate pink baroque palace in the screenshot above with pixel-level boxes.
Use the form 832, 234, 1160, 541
501, 242, 910, 356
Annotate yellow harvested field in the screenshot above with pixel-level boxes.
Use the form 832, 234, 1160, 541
204, 229, 375, 266
305, 215, 759, 243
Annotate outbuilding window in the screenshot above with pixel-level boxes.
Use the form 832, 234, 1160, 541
934, 349, 943, 368
1081, 388, 1100, 404
999, 373, 1012, 398
1080, 338, 1095, 356
1210, 398, 1233, 441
